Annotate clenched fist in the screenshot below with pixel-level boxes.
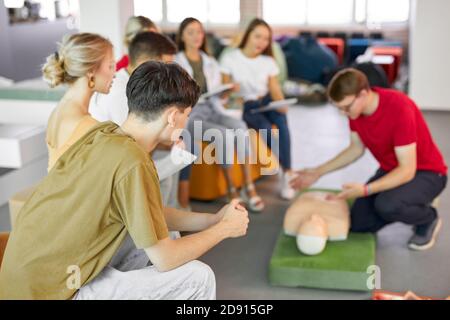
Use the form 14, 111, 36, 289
220, 199, 249, 238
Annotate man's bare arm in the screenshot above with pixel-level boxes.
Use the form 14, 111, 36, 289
146, 200, 249, 272
163, 207, 223, 232
368, 143, 417, 194
316, 132, 366, 175
291, 132, 366, 190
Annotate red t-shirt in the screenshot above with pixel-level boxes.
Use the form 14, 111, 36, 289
349, 87, 447, 175
116, 55, 129, 71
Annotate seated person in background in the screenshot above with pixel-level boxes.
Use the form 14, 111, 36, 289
90, 32, 178, 207
44, 33, 115, 171
290, 68, 447, 251
284, 191, 350, 255
90, 32, 175, 126
175, 17, 264, 212
116, 15, 159, 71
0, 62, 249, 300
220, 18, 296, 201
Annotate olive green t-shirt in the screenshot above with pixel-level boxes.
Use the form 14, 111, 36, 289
0, 122, 169, 300
187, 56, 208, 94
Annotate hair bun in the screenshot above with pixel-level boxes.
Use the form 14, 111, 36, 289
42, 33, 113, 88
42, 52, 66, 88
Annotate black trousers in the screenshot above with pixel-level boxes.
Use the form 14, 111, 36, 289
351, 169, 447, 233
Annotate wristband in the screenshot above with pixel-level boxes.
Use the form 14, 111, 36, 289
368, 184, 372, 196
363, 184, 372, 197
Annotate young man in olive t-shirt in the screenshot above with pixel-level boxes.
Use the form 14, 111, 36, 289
0, 62, 249, 300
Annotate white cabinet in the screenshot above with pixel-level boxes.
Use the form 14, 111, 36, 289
0, 124, 47, 168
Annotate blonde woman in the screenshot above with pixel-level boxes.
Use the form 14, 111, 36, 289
116, 16, 158, 71
43, 33, 115, 170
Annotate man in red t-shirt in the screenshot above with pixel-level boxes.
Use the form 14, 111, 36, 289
290, 68, 447, 251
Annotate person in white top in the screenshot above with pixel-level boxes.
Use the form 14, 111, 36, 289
220, 18, 296, 200
175, 17, 264, 212
89, 66, 129, 125
89, 32, 179, 207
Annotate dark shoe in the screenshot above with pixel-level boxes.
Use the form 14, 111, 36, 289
408, 216, 442, 251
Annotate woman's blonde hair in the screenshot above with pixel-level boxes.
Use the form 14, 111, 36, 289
124, 16, 157, 48
42, 33, 113, 88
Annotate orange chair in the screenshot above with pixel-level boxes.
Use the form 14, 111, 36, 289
189, 130, 279, 201
373, 54, 397, 85
0, 232, 9, 268
371, 46, 403, 83
318, 37, 345, 64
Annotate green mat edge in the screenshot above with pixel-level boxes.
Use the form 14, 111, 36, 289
269, 232, 376, 292
0, 89, 65, 102
269, 266, 372, 292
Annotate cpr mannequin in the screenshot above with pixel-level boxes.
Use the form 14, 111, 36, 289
283, 191, 350, 255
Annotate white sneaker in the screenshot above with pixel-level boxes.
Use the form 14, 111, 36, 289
280, 171, 297, 200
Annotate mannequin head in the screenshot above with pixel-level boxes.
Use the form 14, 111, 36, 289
283, 191, 350, 256
296, 214, 328, 255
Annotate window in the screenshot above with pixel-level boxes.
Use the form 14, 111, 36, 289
366, 0, 410, 23
354, 0, 366, 23
54, 0, 79, 18
263, 0, 410, 25
4, 0, 25, 8
166, 0, 239, 24
207, 0, 240, 24
167, 0, 208, 22
262, 0, 306, 25
307, 0, 354, 24
134, 0, 163, 22
6, 0, 79, 24
35, 0, 57, 20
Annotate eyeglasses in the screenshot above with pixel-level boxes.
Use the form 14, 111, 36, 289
333, 94, 359, 113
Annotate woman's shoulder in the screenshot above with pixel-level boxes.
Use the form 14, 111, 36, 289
175, 52, 191, 68
220, 47, 241, 60
175, 51, 187, 62
200, 51, 219, 65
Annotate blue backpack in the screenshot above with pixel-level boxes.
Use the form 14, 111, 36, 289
281, 37, 338, 84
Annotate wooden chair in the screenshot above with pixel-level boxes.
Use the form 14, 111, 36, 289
0, 232, 9, 268
189, 130, 279, 201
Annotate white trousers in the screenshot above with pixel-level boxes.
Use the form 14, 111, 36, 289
74, 234, 216, 300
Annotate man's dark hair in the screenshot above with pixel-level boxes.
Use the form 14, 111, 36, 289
129, 32, 177, 66
126, 61, 200, 121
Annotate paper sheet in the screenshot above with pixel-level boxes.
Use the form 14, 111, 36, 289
198, 84, 234, 103
154, 146, 197, 181
250, 98, 298, 114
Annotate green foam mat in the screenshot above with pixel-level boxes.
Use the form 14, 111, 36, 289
0, 88, 64, 101
269, 189, 376, 292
